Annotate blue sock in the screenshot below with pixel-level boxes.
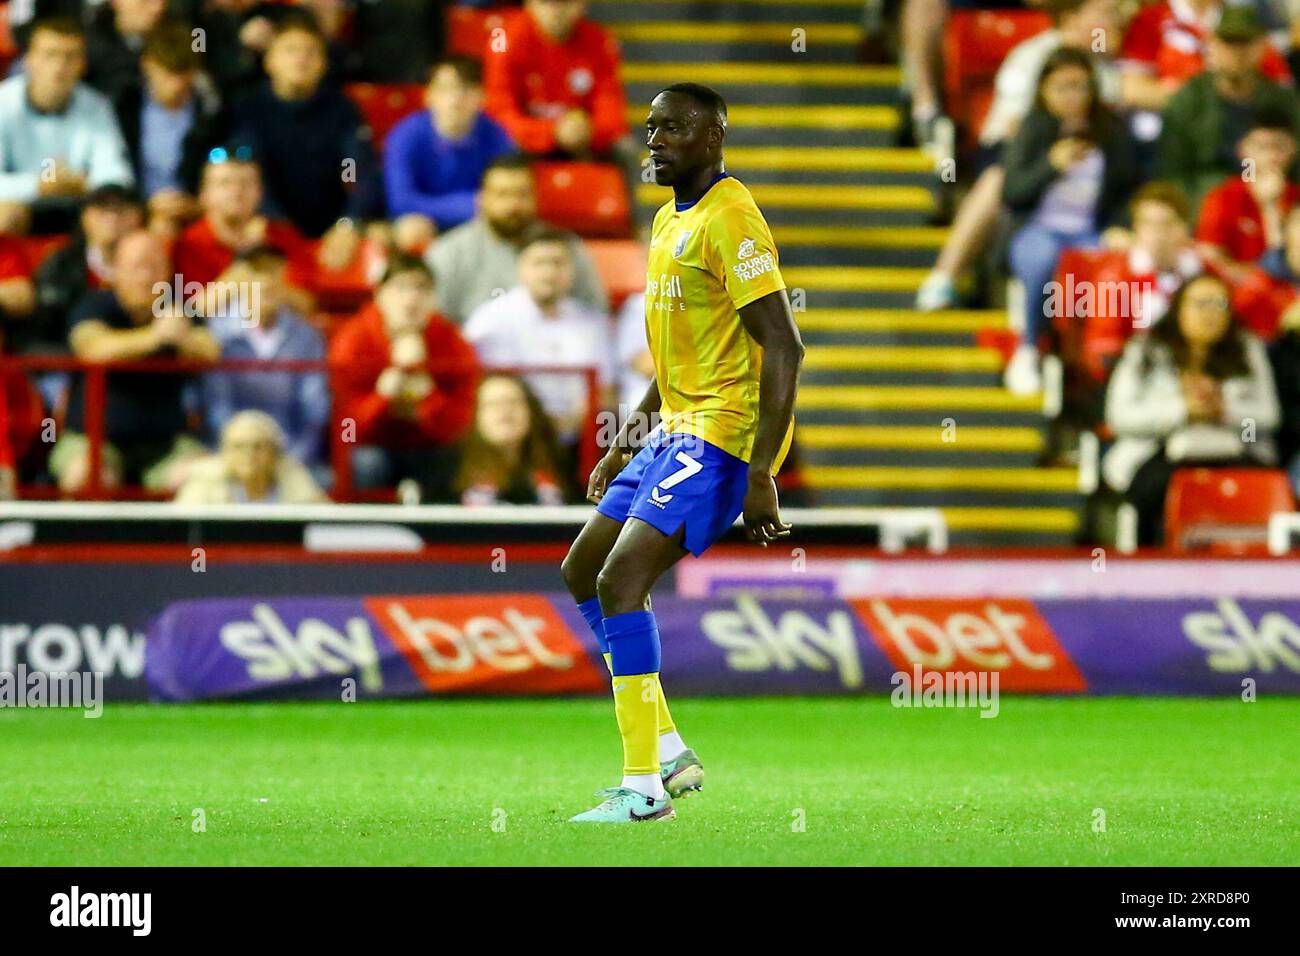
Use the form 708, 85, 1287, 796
576, 597, 608, 655
603, 610, 661, 677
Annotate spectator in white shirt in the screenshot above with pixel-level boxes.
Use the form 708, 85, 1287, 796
614, 290, 652, 417
0, 17, 135, 236
462, 228, 616, 444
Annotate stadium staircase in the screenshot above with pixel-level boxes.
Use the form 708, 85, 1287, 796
594, 0, 1086, 547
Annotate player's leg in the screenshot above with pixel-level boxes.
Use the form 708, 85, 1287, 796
570, 517, 687, 822
561, 470, 689, 770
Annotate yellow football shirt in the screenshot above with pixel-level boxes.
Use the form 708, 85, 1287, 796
644, 174, 793, 471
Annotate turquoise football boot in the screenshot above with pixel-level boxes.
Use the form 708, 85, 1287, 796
568, 787, 675, 823
661, 748, 704, 798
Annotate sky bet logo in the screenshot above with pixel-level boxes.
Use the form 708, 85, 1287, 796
50, 886, 151, 936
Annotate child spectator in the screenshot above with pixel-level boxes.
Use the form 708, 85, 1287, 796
384, 56, 515, 248
456, 373, 568, 506
483, 0, 629, 159
114, 21, 230, 238
463, 229, 615, 445
1159, 10, 1300, 210
175, 408, 326, 504
53, 230, 218, 494
0, 17, 135, 235
427, 154, 607, 322
1003, 48, 1139, 394
328, 255, 479, 499
230, 15, 383, 261
1196, 113, 1300, 284
203, 245, 330, 473
1103, 274, 1280, 544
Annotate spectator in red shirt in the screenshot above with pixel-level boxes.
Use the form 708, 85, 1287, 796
483, 0, 629, 159
1196, 112, 1300, 284
0, 326, 43, 500
1233, 203, 1300, 338
172, 150, 315, 307
329, 254, 479, 500
0, 234, 35, 335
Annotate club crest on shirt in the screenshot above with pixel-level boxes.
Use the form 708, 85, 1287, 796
737, 237, 757, 259
673, 230, 692, 258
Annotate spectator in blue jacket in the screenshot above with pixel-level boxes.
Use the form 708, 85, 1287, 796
230, 14, 382, 269
384, 56, 515, 252
203, 244, 331, 474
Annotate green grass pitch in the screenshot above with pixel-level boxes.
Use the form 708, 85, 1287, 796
2, 697, 1296, 866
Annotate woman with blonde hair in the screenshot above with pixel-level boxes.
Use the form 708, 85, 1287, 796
175, 410, 327, 505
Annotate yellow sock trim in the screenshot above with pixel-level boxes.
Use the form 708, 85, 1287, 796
655, 675, 675, 736
612, 671, 660, 775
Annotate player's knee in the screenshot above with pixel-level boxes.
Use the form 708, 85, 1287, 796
560, 544, 595, 599
595, 559, 641, 616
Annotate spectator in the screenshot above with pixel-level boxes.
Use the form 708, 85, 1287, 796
483, 0, 629, 159
384, 56, 515, 249
328, 255, 479, 500
177, 0, 291, 98
614, 289, 651, 416
0, 327, 44, 500
455, 372, 568, 506
114, 21, 230, 238
84, 0, 170, 103
52, 229, 218, 494
203, 245, 330, 473
172, 150, 313, 293
1103, 274, 1280, 544
1159, 9, 1300, 211
1119, 0, 1291, 106
1196, 112, 1300, 284
463, 229, 615, 445
27, 184, 144, 357
175, 408, 326, 504
1268, 290, 1300, 493
427, 154, 608, 322
0, 236, 36, 342
916, 0, 1125, 311
1233, 203, 1300, 338
0, 17, 135, 235
230, 15, 383, 261
1003, 47, 1139, 394
1055, 182, 1202, 423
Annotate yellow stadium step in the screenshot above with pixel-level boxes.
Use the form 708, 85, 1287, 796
799, 424, 1045, 453
622, 63, 901, 86
807, 467, 1079, 492
726, 146, 931, 173
803, 345, 1002, 372
637, 182, 934, 212
800, 385, 1042, 412
943, 508, 1081, 534
782, 266, 928, 292
797, 309, 1008, 333
773, 225, 947, 248
612, 22, 860, 44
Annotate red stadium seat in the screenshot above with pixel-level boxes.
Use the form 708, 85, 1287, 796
446, 5, 511, 59
585, 239, 646, 311
943, 10, 1052, 152
344, 83, 426, 152
1164, 467, 1297, 554
532, 162, 631, 239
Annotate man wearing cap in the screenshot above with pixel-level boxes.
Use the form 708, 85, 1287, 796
1159, 7, 1300, 210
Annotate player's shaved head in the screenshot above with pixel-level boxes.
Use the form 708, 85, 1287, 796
646, 84, 727, 191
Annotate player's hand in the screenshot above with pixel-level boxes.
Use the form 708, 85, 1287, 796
587, 448, 630, 503
742, 472, 791, 547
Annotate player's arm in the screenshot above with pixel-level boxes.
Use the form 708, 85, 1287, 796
738, 288, 804, 546
587, 378, 659, 503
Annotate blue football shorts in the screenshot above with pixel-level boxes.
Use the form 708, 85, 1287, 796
596, 429, 749, 556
